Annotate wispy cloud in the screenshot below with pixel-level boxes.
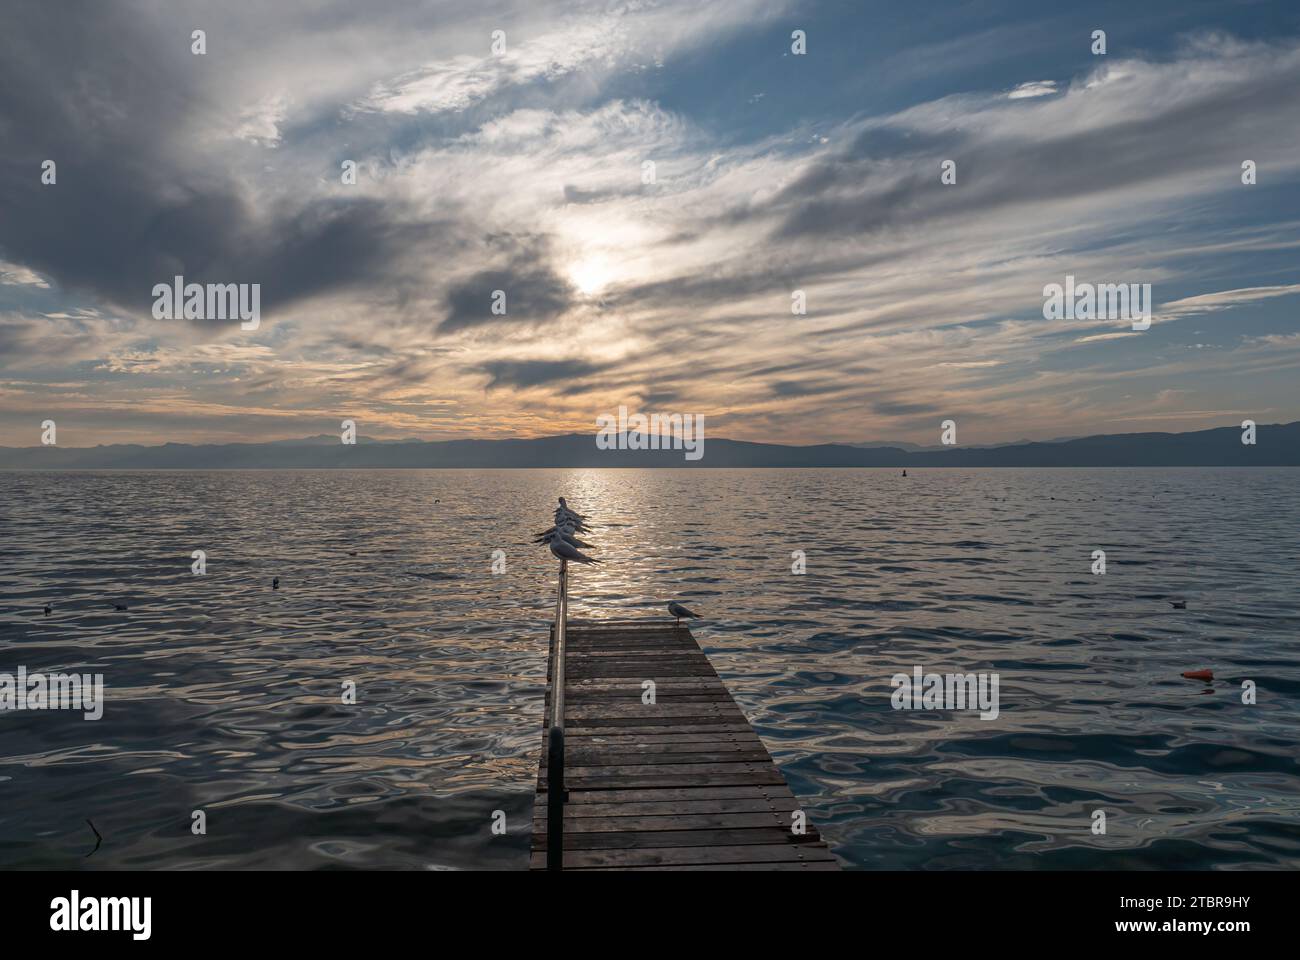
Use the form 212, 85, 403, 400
1007, 80, 1058, 99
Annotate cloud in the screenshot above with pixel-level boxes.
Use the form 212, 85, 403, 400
478, 358, 604, 390
233, 94, 291, 147
1074, 332, 1139, 344
760, 39, 1300, 241
1159, 284, 1300, 318
359, 15, 632, 115
441, 246, 576, 333
0, 262, 49, 288
1007, 80, 1057, 99
357, 0, 784, 115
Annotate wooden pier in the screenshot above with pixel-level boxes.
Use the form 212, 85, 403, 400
531, 618, 840, 871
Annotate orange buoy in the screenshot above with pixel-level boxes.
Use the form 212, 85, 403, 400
1181, 669, 1214, 682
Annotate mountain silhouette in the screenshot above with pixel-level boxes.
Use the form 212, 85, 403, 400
1, 421, 1294, 468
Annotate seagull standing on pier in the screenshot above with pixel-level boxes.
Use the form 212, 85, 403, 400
667, 601, 700, 628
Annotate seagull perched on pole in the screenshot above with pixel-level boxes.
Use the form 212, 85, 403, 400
667, 601, 700, 628
534, 523, 594, 549
549, 535, 600, 565
557, 497, 586, 522
554, 504, 590, 524
537, 516, 593, 536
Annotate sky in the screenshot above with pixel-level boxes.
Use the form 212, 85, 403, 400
1, 0, 1299, 448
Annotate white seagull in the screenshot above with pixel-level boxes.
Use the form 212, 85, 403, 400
549, 536, 601, 565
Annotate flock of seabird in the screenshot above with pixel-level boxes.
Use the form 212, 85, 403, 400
534, 497, 601, 565
536, 497, 702, 628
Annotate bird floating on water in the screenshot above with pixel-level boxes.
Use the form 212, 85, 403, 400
109, 601, 127, 611
272, 577, 280, 590
667, 601, 700, 628
1169, 600, 1186, 609
43, 604, 52, 616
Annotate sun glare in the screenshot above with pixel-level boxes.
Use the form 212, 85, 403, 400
568, 256, 613, 296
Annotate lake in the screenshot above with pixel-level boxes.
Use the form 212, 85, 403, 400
1, 467, 1297, 869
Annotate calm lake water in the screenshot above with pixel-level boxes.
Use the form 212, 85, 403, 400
1, 468, 1298, 870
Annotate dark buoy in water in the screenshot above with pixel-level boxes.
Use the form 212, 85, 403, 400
902, 469, 907, 477
43, 604, 52, 616
272, 577, 280, 590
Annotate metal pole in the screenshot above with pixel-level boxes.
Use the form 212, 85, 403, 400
547, 559, 568, 871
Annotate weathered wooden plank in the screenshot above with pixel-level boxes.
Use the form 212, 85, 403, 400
570, 860, 842, 871
534, 797, 803, 819
563, 732, 764, 745
529, 843, 838, 870
564, 784, 799, 804
562, 739, 769, 756
534, 811, 812, 833
543, 750, 775, 769
566, 697, 743, 712
574, 676, 728, 686
541, 768, 790, 791
545, 738, 770, 754
564, 686, 738, 702
557, 760, 782, 778
534, 827, 823, 851
567, 718, 754, 731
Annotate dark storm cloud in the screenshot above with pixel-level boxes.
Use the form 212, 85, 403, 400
478, 358, 603, 390
0, 0, 452, 323
442, 259, 575, 332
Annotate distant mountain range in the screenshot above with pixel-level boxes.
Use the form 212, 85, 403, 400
1, 421, 1295, 468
